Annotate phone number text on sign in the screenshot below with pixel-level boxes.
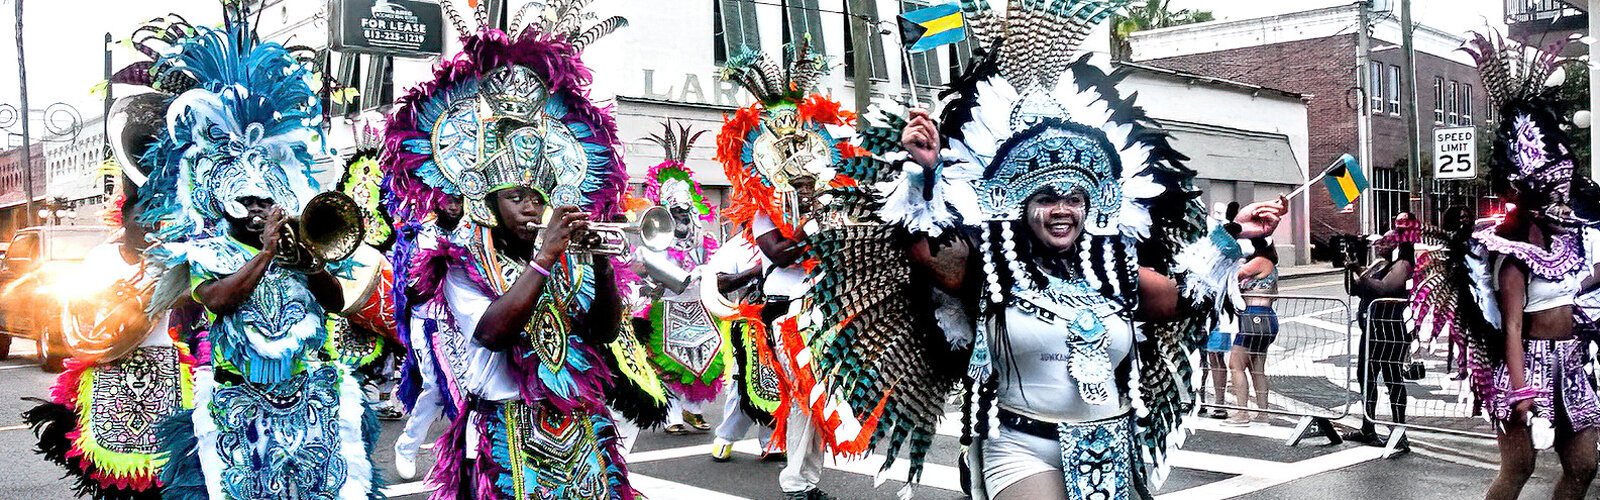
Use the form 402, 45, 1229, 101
1432, 126, 1476, 180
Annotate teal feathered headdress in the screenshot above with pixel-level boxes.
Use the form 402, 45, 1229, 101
137, 7, 325, 243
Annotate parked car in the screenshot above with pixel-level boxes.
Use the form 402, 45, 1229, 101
0, 226, 112, 371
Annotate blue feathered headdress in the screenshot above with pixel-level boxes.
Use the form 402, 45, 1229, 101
137, 14, 325, 242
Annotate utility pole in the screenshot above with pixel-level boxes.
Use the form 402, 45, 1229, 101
1399, 0, 1425, 221
1355, 1, 1373, 236
103, 32, 112, 121
845, 0, 874, 129
14, 0, 34, 227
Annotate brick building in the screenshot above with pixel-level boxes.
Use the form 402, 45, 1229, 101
0, 144, 47, 242
1130, 4, 1490, 249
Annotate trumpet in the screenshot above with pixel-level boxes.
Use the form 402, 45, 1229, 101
275, 191, 366, 272
529, 206, 676, 256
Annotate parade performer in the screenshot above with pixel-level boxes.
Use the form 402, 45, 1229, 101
23, 166, 196, 500
703, 237, 779, 461
381, 1, 635, 497
390, 195, 466, 480
131, 5, 383, 498
637, 121, 728, 434
715, 40, 858, 499
788, 2, 1288, 498
1415, 33, 1600, 500
21, 17, 205, 497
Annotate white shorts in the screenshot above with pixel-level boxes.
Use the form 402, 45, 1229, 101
981, 424, 1062, 495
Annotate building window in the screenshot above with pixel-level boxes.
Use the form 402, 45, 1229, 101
900, 1, 943, 89
784, 0, 826, 55
843, 0, 888, 80
1387, 65, 1401, 116
1460, 84, 1473, 125
1369, 61, 1383, 114
715, 0, 760, 65
1433, 77, 1444, 124
1447, 80, 1458, 126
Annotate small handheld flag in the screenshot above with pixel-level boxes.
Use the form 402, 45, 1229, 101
898, 3, 967, 53
1322, 154, 1368, 209
1286, 154, 1366, 209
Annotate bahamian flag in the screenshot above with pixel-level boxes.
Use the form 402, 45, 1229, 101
898, 3, 966, 53
1322, 154, 1368, 209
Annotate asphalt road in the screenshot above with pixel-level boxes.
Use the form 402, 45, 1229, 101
0, 274, 1594, 499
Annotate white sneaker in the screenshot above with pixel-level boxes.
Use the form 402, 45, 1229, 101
395, 453, 417, 480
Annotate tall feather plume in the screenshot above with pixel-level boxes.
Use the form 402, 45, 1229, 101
1461, 30, 1566, 112
998, 0, 1129, 88
643, 120, 706, 164
508, 1, 541, 36
959, 0, 1001, 50
571, 16, 627, 52
439, 0, 473, 36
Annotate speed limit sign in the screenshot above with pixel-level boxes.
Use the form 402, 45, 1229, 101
1433, 126, 1477, 180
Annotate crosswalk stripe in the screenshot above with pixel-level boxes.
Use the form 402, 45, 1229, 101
632, 473, 755, 500
1156, 446, 1378, 499
380, 480, 434, 497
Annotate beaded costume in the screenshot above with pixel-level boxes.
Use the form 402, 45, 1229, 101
122, 5, 384, 499
791, 2, 1249, 498
381, 1, 636, 498
713, 40, 860, 440
1414, 32, 1600, 434
637, 122, 731, 406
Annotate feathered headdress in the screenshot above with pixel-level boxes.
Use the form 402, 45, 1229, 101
1460, 32, 1594, 214
719, 39, 829, 107
642, 121, 713, 220
715, 42, 855, 241
135, 6, 326, 243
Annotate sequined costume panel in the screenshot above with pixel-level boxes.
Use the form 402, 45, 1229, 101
208, 365, 354, 499
186, 237, 328, 383
1058, 416, 1135, 500
461, 399, 628, 500
89, 346, 186, 456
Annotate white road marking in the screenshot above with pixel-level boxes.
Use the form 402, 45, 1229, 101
379, 480, 435, 497
1156, 446, 1378, 499
0, 424, 29, 432
1278, 279, 1343, 292
0, 363, 41, 371
631, 473, 755, 500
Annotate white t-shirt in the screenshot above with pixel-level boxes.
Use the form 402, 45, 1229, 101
996, 302, 1133, 423
751, 213, 809, 299
441, 266, 522, 402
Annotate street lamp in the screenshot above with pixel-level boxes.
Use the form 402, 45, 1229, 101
37, 196, 73, 225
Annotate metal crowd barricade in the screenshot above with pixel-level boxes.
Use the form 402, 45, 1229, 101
1362, 298, 1496, 457
1197, 293, 1355, 446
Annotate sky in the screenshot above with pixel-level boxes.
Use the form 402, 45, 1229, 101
0, 0, 1520, 129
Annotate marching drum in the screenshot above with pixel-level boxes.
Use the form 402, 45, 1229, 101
338, 245, 398, 342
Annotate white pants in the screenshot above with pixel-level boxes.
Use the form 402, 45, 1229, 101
773, 316, 824, 494
713, 383, 772, 448
395, 317, 444, 460
665, 398, 707, 426
780, 403, 825, 493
